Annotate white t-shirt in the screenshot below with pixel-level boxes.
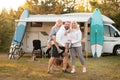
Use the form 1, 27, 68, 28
56, 25, 69, 47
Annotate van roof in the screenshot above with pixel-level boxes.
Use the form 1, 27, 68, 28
15, 13, 114, 24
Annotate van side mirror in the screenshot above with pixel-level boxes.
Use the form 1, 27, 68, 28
114, 31, 120, 37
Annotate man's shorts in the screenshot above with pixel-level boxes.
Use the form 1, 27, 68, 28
52, 45, 59, 58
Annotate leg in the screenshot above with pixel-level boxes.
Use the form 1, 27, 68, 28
70, 47, 76, 73
76, 47, 86, 72
62, 48, 69, 73
47, 57, 55, 73
47, 45, 59, 73
64, 43, 69, 54
62, 54, 68, 70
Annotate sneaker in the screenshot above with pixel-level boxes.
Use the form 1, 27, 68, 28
47, 70, 52, 74
62, 69, 70, 73
82, 67, 86, 73
71, 69, 76, 74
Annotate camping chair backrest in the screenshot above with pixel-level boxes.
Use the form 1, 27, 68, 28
33, 40, 41, 50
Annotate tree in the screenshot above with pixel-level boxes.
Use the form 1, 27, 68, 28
23, 0, 65, 14
113, 12, 120, 30
62, 1, 74, 13
0, 8, 18, 52
0, 8, 12, 52
16, 7, 24, 18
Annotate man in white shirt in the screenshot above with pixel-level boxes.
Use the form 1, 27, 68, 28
56, 21, 71, 73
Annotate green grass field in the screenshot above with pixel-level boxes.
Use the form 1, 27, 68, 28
0, 53, 120, 80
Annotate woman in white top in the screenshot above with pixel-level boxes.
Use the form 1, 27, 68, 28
68, 21, 86, 73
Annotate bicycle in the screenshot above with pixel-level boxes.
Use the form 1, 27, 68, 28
8, 40, 25, 60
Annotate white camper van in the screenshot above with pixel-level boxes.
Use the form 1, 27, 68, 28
87, 23, 120, 55
102, 24, 120, 55
16, 13, 120, 55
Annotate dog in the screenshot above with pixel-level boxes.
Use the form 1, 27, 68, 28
52, 58, 71, 72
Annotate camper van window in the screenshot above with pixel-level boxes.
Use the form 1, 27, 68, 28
80, 22, 84, 27
78, 22, 84, 30
109, 27, 116, 37
41, 31, 48, 36
31, 22, 43, 27
104, 25, 111, 37
104, 25, 117, 37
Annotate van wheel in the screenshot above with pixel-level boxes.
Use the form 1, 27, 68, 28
113, 46, 120, 55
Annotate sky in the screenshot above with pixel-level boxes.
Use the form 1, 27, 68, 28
0, 0, 94, 12
0, 0, 26, 11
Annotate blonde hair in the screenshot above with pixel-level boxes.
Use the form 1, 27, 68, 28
55, 19, 63, 27
70, 21, 80, 30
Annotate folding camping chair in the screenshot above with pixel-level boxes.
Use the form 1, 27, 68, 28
32, 40, 42, 61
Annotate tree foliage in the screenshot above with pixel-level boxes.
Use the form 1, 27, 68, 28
24, 0, 65, 14
0, 8, 15, 52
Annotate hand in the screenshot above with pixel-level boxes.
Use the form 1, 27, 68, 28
64, 31, 67, 36
47, 44, 51, 48
66, 40, 71, 43
68, 39, 71, 42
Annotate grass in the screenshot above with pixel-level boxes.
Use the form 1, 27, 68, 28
0, 53, 120, 80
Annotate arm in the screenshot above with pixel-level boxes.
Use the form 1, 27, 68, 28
47, 27, 55, 44
49, 27, 56, 38
71, 30, 82, 44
